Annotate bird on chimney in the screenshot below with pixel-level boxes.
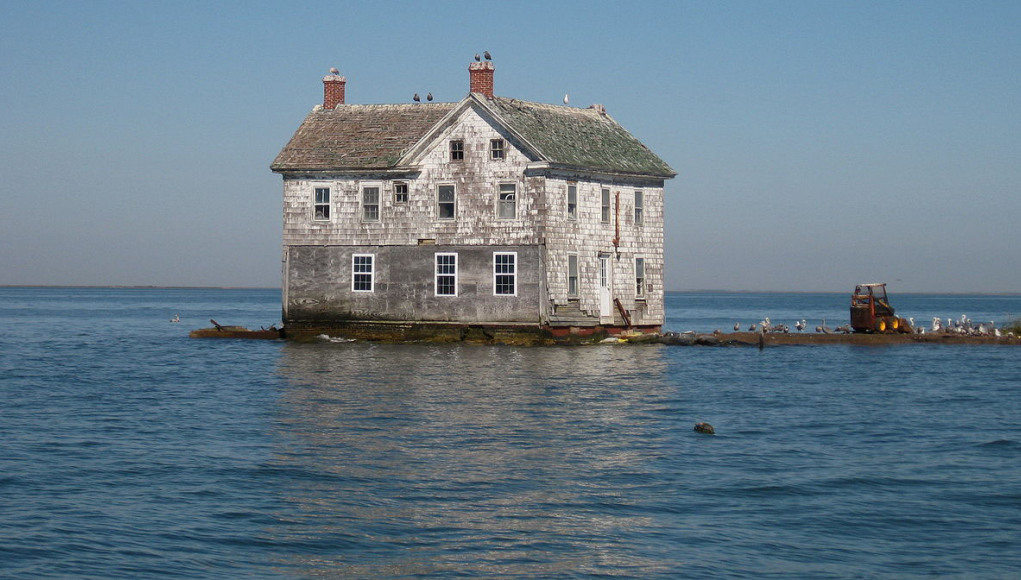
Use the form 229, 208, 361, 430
474, 53, 481, 62
329, 67, 339, 74
413, 93, 420, 102
483, 50, 492, 61
426, 92, 433, 101
563, 94, 569, 105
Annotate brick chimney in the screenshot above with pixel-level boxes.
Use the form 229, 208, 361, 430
323, 69, 346, 109
469, 61, 494, 98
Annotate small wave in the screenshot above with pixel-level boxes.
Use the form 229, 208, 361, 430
977, 439, 1015, 448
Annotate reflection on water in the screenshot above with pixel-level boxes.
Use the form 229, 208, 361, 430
270, 343, 679, 577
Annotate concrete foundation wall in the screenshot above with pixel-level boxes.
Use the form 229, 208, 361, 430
285, 244, 543, 324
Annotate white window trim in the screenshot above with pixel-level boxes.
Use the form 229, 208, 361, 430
601, 188, 611, 224
435, 252, 458, 297
635, 256, 646, 299
634, 190, 644, 225
493, 252, 517, 296
313, 186, 331, 221
361, 182, 381, 222
567, 184, 577, 221
567, 253, 579, 298
437, 183, 456, 220
497, 182, 517, 220
352, 254, 375, 293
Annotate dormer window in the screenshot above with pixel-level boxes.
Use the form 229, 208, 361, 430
490, 139, 505, 160
449, 140, 464, 161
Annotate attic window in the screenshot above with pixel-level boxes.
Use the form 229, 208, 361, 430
490, 139, 504, 160
394, 182, 408, 204
449, 140, 464, 161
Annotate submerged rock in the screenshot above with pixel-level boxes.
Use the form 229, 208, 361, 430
694, 422, 715, 435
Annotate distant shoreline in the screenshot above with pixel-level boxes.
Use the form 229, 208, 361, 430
1, 285, 1019, 296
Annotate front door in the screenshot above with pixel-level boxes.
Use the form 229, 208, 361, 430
599, 254, 613, 322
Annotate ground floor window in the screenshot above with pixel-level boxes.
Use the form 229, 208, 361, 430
435, 253, 457, 296
635, 257, 646, 299
568, 254, 579, 297
352, 254, 374, 292
494, 252, 516, 295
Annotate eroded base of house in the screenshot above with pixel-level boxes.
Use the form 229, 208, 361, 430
283, 319, 662, 345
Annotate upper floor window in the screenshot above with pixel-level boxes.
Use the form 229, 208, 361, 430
498, 183, 516, 219
634, 190, 644, 225
313, 187, 330, 221
449, 140, 464, 161
635, 257, 646, 299
567, 184, 577, 221
437, 185, 456, 219
362, 186, 379, 221
601, 188, 611, 223
568, 254, 579, 297
490, 139, 505, 160
352, 254, 374, 292
494, 252, 517, 296
435, 253, 458, 296
393, 182, 408, 204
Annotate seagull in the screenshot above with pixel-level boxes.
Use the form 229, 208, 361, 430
170, 314, 180, 323
563, 93, 569, 105
474, 53, 481, 62
426, 92, 433, 101
483, 50, 492, 61
329, 67, 339, 74
734, 322, 741, 332
795, 319, 805, 332
413, 93, 420, 102
748, 323, 757, 332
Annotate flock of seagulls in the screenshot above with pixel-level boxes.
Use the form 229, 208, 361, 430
720, 314, 1011, 337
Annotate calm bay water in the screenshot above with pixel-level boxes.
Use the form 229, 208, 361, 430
1, 287, 1020, 578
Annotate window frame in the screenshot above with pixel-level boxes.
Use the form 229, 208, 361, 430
634, 190, 644, 225
635, 257, 646, 299
601, 188, 611, 223
437, 184, 456, 220
435, 253, 458, 296
493, 252, 517, 296
567, 253, 579, 298
393, 182, 409, 204
567, 184, 577, 221
449, 140, 464, 162
352, 254, 375, 293
490, 138, 505, 160
361, 184, 380, 221
313, 187, 331, 221
497, 182, 516, 220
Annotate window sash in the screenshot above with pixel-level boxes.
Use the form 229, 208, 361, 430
634, 190, 644, 224
393, 182, 408, 203
362, 186, 379, 221
494, 252, 516, 296
498, 183, 516, 219
352, 254, 374, 292
601, 188, 611, 223
635, 257, 646, 298
435, 253, 457, 296
568, 254, 579, 297
567, 185, 577, 220
437, 185, 455, 219
450, 140, 464, 161
313, 187, 330, 220
490, 139, 504, 160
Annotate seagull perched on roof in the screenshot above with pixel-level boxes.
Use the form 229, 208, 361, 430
474, 53, 481, 62
563, 93, 569, 105
413, 93, 420, 102
483, 50, 492, 60
426, 92, 433, 101
329, 67, 339, 74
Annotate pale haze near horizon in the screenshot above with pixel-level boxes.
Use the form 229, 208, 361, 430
1, 1, 1018, 293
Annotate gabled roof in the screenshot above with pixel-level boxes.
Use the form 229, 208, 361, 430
482, 97, 675, 178
270, 103, 457, 172
271, 95, 675, 179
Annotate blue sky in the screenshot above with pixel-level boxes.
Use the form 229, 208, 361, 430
1, 1, 1018, 292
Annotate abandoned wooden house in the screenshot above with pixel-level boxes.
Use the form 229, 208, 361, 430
270, 59, 675, 342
